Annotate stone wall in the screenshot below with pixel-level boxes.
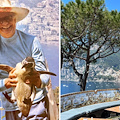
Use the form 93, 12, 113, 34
61, 88, 120, 112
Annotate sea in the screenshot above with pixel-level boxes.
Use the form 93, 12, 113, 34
41, 44, 59, 89
61, 81, 120, 95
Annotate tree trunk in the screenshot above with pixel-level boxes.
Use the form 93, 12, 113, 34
71, 60, 84, 91
61, 50, 63, 68
78, 75, 84, 91
83, 62, 90, 91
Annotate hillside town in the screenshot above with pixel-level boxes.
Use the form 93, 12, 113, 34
61, 59, 120, 82
11, 0, 59, 45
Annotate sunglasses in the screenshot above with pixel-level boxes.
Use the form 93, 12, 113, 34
0, 15, 15, 24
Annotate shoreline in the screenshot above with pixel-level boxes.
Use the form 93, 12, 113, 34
61, 80, 120, 83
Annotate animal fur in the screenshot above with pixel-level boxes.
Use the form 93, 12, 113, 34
0, 57, 56, 117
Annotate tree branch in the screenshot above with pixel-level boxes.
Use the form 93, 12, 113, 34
71, 59, 82, 77
62, 23, 88, 51
90, 48, 120, 63
90, 37, 108, 58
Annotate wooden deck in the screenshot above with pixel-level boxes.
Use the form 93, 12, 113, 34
105, 106, 120, 113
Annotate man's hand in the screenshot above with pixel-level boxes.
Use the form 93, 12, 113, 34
25, 70, 41, 88
5, 68, 17, 89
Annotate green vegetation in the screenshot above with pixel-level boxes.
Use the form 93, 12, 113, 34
61, 0, 120, 90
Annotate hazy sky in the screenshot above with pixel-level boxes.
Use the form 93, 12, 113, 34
62, 0, 120, 11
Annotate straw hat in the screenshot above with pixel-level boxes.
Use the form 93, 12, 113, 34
0, 0, 29, 22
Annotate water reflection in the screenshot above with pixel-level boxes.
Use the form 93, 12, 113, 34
61, 81, 120, 95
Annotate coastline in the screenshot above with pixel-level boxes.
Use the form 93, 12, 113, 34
61, 80, 120, 82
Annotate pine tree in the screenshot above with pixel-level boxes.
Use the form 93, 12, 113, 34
61, 0, 120, 91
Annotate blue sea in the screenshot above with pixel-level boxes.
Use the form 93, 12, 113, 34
61, 81, 120, 95
42, 44, 59, 89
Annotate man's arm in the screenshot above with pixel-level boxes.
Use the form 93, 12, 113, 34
32, 37, 50, 88
0, 79, 7, 91
0, 68, 17, 91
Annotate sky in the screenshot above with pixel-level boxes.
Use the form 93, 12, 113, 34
62, 0, 120, 11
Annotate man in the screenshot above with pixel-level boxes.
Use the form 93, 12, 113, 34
0, 0, 50, 119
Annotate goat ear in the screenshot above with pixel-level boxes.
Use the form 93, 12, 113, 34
37, 71, 56, 76
0, 64, 14, 73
